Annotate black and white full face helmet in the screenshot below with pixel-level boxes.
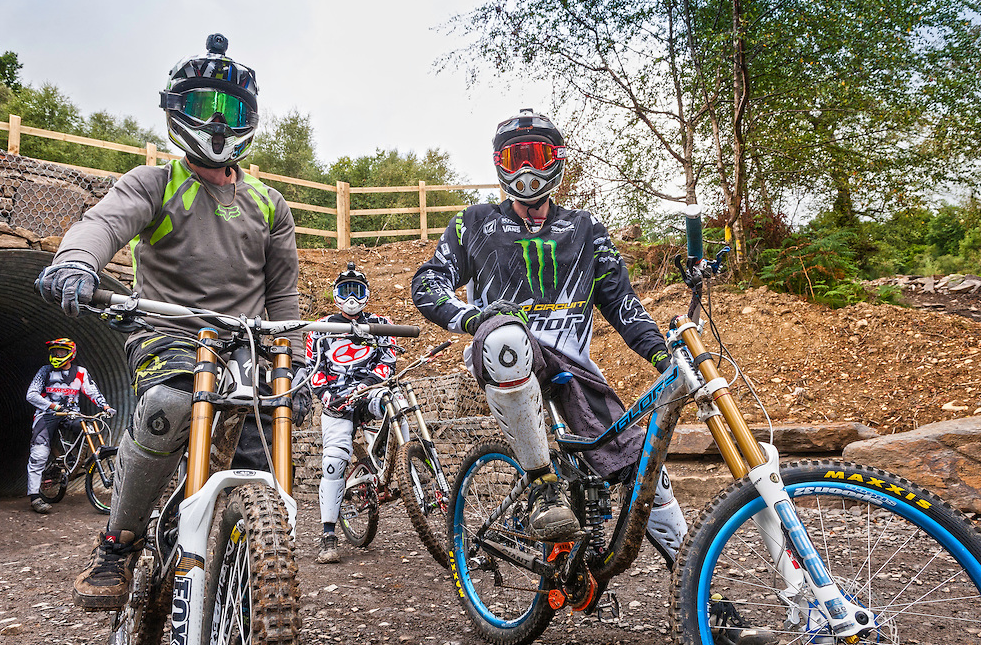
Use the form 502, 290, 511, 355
493, 108, 566, 204
333, 262, 370, 317
159, 34, 259, 168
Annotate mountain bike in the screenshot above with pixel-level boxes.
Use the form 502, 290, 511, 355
78, 289, 418, 645
38, 409, 116, 514
330, 341, 455, 569
446, 205, 981, 645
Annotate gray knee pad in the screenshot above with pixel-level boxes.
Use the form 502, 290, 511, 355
646, 466, 688, 566
109, 432, 185, 535
132, 384, 193, 455
320, 445, 349, 524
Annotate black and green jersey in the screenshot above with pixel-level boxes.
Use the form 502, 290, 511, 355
412, 200, 668, 376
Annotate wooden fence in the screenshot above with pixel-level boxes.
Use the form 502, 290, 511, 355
1, 114, 500, 249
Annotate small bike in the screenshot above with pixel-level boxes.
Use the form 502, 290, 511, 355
332, 341, 455, 569
446, 206, 981, 645
81, 289, 418, 645
38, 409, 116, 514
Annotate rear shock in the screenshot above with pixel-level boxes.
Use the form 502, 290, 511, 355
583, 475, 613, 556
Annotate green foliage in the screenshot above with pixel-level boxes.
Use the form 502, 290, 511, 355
758, 228, 859, 304
82, 111, 167, 174
0, 83, 82, 163
0, 51, 22, 92
925, 204, 967, 256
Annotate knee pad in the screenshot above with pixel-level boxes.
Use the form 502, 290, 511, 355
319, 475, 346, 525
480, 322, 534, 385
132, 384, 193, 455
484, 377, 550, 472
322, 446, 349, 482
646, 466, 689, 568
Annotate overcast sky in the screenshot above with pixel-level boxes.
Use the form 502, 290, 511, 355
3, 0, 552, 190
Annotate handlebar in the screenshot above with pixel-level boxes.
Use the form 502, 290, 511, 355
90, 289, 421, 339
684, 203, 703, 261
54, 409, 112, 420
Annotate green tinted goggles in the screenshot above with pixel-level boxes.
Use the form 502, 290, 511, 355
162, 89, 256, 129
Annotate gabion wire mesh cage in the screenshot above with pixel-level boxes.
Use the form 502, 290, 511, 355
0, 151, 115, 237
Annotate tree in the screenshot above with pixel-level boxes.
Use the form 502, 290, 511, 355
0, 83, 82, 163
0, 51, 22, 92
82, 111, 167, 174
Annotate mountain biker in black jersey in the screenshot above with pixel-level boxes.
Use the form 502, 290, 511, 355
35, 34, 311, 610
306, 263, 398, 565
411, 109, 688, 561
25, 338, 115, 514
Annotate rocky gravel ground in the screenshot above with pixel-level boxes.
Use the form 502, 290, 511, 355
0, 489, 689, 645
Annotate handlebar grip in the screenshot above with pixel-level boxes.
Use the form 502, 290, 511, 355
367, 323, 421, 338
91, 289, 117, 306
430, 340, 453, 356
684, 205, 703, 261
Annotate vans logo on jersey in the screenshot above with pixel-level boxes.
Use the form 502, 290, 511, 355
215, 204, 242, 221
502, 224, 522, 233
515, 238, 558, 297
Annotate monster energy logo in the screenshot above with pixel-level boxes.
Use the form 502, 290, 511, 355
516, 238, 557, 297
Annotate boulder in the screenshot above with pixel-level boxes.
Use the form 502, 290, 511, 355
842, 416, 981, 513
669, 422, 876, 457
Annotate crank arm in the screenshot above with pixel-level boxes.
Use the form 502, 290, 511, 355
478, 537, 557, 579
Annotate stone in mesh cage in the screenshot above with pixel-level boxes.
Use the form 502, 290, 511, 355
1, 151, 115, 237
409, 372, 490, 422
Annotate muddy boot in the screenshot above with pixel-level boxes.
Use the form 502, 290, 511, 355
31, 497, 52, 514
317, 533, 340, 564
526, 474, 580, 542
73, 530, 144, 610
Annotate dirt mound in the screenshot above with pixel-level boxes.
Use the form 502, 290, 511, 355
299, 239, 981, 435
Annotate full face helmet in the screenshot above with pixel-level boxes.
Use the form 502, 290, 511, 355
333, 262, 370, 317
159, 33, 259, 168
493, 108, 566, 205
47, 338, 77, 369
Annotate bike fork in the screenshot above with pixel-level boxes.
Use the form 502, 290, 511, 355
750, 443, 878, 639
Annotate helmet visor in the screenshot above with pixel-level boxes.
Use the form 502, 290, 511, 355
50, 348, 71, 358
180, 90, 254, 128
335, 281, 367, 300
494, 142, 566, 173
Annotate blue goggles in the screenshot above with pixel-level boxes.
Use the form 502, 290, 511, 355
335, 281, 367, 300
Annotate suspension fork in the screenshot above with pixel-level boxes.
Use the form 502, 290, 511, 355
402, 382, 450, 492
677, 316, 877, 637
270, 338, 293, 495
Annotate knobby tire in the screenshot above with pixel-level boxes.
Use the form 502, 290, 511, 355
671, 460, 981, 644
397, 440, 450, 569
203, 482, 300, 644
85, 446, 116, 514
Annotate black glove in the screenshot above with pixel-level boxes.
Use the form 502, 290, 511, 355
463, 300, 529, 335
291, 367, 313, 426
36, 261, 100, 317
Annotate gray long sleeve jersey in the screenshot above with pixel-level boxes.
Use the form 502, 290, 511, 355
53, 159, 302, 350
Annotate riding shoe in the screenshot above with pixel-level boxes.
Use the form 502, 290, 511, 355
317, 533, 340, 564
73, 530, 144, 610
31, 497, 52, 514
526, 474, 580, 542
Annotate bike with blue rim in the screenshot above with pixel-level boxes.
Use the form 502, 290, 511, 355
446, 205, 981, 645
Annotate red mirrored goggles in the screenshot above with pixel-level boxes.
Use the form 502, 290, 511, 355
494, 141, 566, 173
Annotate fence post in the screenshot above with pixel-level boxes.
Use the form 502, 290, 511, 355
8, 114, 20, 155
418, 180, 428, 240
336, 180, 351, 250
145, 142, 157, 166
248, 163, 259, 177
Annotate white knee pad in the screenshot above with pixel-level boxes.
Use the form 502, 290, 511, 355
485, 378, 550, 473
132, 384, 193, 455
646, 465, 688, 565
481, 322, 534, 384
321, 413, 354, 458
320, 445, 349, 524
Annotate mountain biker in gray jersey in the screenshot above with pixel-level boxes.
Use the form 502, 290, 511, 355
35, 34, 311, 611
412, 109, 687, 562
25, 338, 115, 514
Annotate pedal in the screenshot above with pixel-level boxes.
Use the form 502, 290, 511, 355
594, 590, 620, 623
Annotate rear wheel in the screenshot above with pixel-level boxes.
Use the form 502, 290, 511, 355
85, 447, 116, 514
339, 442, 379, 548
397, 440, 450, 569
447, 438, 555, 645
203, 482, 300, 644
38, 462, 67, 504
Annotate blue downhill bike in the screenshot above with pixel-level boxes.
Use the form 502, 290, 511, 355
446, 206, 981, 645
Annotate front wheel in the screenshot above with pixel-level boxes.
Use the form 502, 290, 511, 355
85, 447, 116, 514
671, 460, 981, 644
339, 442, 379, 548
202, 482, 300, 644
397, 440, 450, 569
447, 438, 555, 645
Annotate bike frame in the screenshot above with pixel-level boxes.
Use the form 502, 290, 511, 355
52, 411, 111, 480
91, 290, 418, 645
